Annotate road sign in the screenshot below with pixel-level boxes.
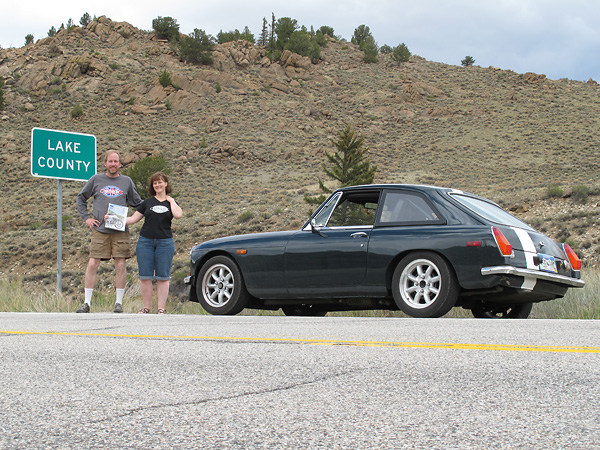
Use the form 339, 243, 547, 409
31, 127, 97, 181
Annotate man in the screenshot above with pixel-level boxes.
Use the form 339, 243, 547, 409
75, 151, 142, 313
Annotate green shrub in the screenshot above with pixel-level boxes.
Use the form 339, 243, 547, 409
70, 104, 83, 119
48, 26, 57, 37
179, 29, 215, 65
319, 26, 335, 37
380, 44, 392, 54
25, 34, 34, 46
122, 156, 172, 199
391, 43, 411, 63
0, 87, 4, 111
545, 184, 564, 198
158, 70, 172, 87
152, 16, 180, 41
572, 185, 590, 204
286, 30, 321, 61
237, 211, 255, 223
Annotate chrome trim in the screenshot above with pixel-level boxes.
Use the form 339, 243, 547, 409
184, 275, 192, 285
481, 266, 585, 288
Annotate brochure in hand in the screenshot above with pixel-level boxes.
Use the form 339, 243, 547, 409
105, 203, 128, 231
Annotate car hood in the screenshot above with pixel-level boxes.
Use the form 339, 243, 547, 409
192, 230, 298, 251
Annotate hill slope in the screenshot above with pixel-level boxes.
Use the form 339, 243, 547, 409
1, 16, 600, 295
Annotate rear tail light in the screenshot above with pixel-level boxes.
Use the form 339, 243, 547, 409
562, 243, 582, 271
492, 226, 513, 257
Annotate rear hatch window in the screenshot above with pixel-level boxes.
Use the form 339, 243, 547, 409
451, 194, 534, 230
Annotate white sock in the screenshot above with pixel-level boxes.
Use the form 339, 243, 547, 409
84, 288, 93, 305
116, 288, 125, 305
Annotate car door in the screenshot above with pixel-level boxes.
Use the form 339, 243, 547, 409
284, 190, 380, 295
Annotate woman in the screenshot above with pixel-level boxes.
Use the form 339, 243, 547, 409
127, 172, 183, 314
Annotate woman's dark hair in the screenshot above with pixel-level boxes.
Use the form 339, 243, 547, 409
148, 172, 172, 196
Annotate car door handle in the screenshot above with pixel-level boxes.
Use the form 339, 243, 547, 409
351, 232, 368, 238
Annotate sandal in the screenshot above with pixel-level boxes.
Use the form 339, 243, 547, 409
138, 307, 150, 314
157, 308, 167, 315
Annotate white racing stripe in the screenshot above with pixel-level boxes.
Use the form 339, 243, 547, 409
512, 227, 538, 290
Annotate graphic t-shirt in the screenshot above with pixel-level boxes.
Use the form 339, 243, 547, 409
137, 197, 174, 239
76, 173, 142, 233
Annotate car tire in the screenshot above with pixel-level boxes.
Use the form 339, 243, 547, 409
282, 305, 328, 316
392, 252, 458, 318
196, 256, 249, 315
471, 302, 533, 319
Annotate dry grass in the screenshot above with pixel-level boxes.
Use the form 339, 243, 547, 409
1, 270, 596, 319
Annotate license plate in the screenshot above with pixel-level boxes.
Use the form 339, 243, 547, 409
538, 253, 557, 273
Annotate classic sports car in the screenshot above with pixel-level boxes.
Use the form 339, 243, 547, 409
185, 184, 584, 318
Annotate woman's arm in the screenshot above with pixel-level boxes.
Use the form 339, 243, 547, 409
167, 196, 183, 219
126, 211, 144, 225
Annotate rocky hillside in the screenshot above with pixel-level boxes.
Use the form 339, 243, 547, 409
1, 16, 600, 296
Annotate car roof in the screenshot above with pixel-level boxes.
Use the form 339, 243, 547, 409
335, 184, 456, 194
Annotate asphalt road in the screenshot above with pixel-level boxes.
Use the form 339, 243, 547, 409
0, 313, 599, 449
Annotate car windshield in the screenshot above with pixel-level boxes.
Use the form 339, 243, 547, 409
451, 193, 534, 230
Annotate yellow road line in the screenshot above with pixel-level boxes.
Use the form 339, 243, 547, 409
1, 330, 599, 353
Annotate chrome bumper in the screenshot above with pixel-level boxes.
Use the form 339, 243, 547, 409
482, 266, 585, 288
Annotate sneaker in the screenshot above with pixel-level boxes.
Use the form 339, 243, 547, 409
76, 303, 90, 313
114, 303, 123, 313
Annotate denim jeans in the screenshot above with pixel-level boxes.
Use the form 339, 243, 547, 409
136, 236, 175, 280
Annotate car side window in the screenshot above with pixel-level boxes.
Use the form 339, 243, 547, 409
379, 191, 441, 224
327, 194, 379, 227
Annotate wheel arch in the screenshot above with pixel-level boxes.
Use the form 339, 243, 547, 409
190, 250, 241, 301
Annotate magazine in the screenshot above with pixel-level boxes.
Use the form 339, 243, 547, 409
105, 203, 128, 231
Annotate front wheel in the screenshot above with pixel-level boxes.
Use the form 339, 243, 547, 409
392, 252, 458, 318
196, 256, 249, 315
471, 302, 533, 319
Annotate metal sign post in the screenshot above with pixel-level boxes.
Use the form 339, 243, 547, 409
31, 128, 97, 293
57, 180, 63, 292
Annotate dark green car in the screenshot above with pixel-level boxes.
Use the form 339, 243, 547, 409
185, 184, 584, 318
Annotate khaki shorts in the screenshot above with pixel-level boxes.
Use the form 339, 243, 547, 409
89, 229, 131, 260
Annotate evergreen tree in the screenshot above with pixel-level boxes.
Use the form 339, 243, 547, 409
391, 43, 411, 63
80, 13, 91, 27
152, 16, 180, 41
305, 125, 377, 205
461, 55, 475, 66
179, 29, 215, 65
259, 17, 269, 46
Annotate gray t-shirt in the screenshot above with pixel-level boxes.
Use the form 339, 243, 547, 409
76, 173, 142, 233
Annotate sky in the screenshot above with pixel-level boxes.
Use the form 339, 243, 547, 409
2, 0, 599, 82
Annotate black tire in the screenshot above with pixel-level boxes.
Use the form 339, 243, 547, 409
196, 256, 249, 315
471, 302, 533, 319
392, 252, 458, 318
282, 305, 328, 316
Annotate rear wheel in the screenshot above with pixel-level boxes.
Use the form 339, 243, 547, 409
196, 256, 249, 315
471, 302, 533, 319
392, 252, 458, 318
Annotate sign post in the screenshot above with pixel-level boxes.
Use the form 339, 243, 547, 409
31, 128, 97, 292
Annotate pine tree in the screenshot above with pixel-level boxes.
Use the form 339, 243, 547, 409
305, 125, 377, 205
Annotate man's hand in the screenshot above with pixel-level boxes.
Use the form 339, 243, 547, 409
85, 218, 100, 229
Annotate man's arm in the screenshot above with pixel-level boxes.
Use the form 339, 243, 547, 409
76, 179, 94, 221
